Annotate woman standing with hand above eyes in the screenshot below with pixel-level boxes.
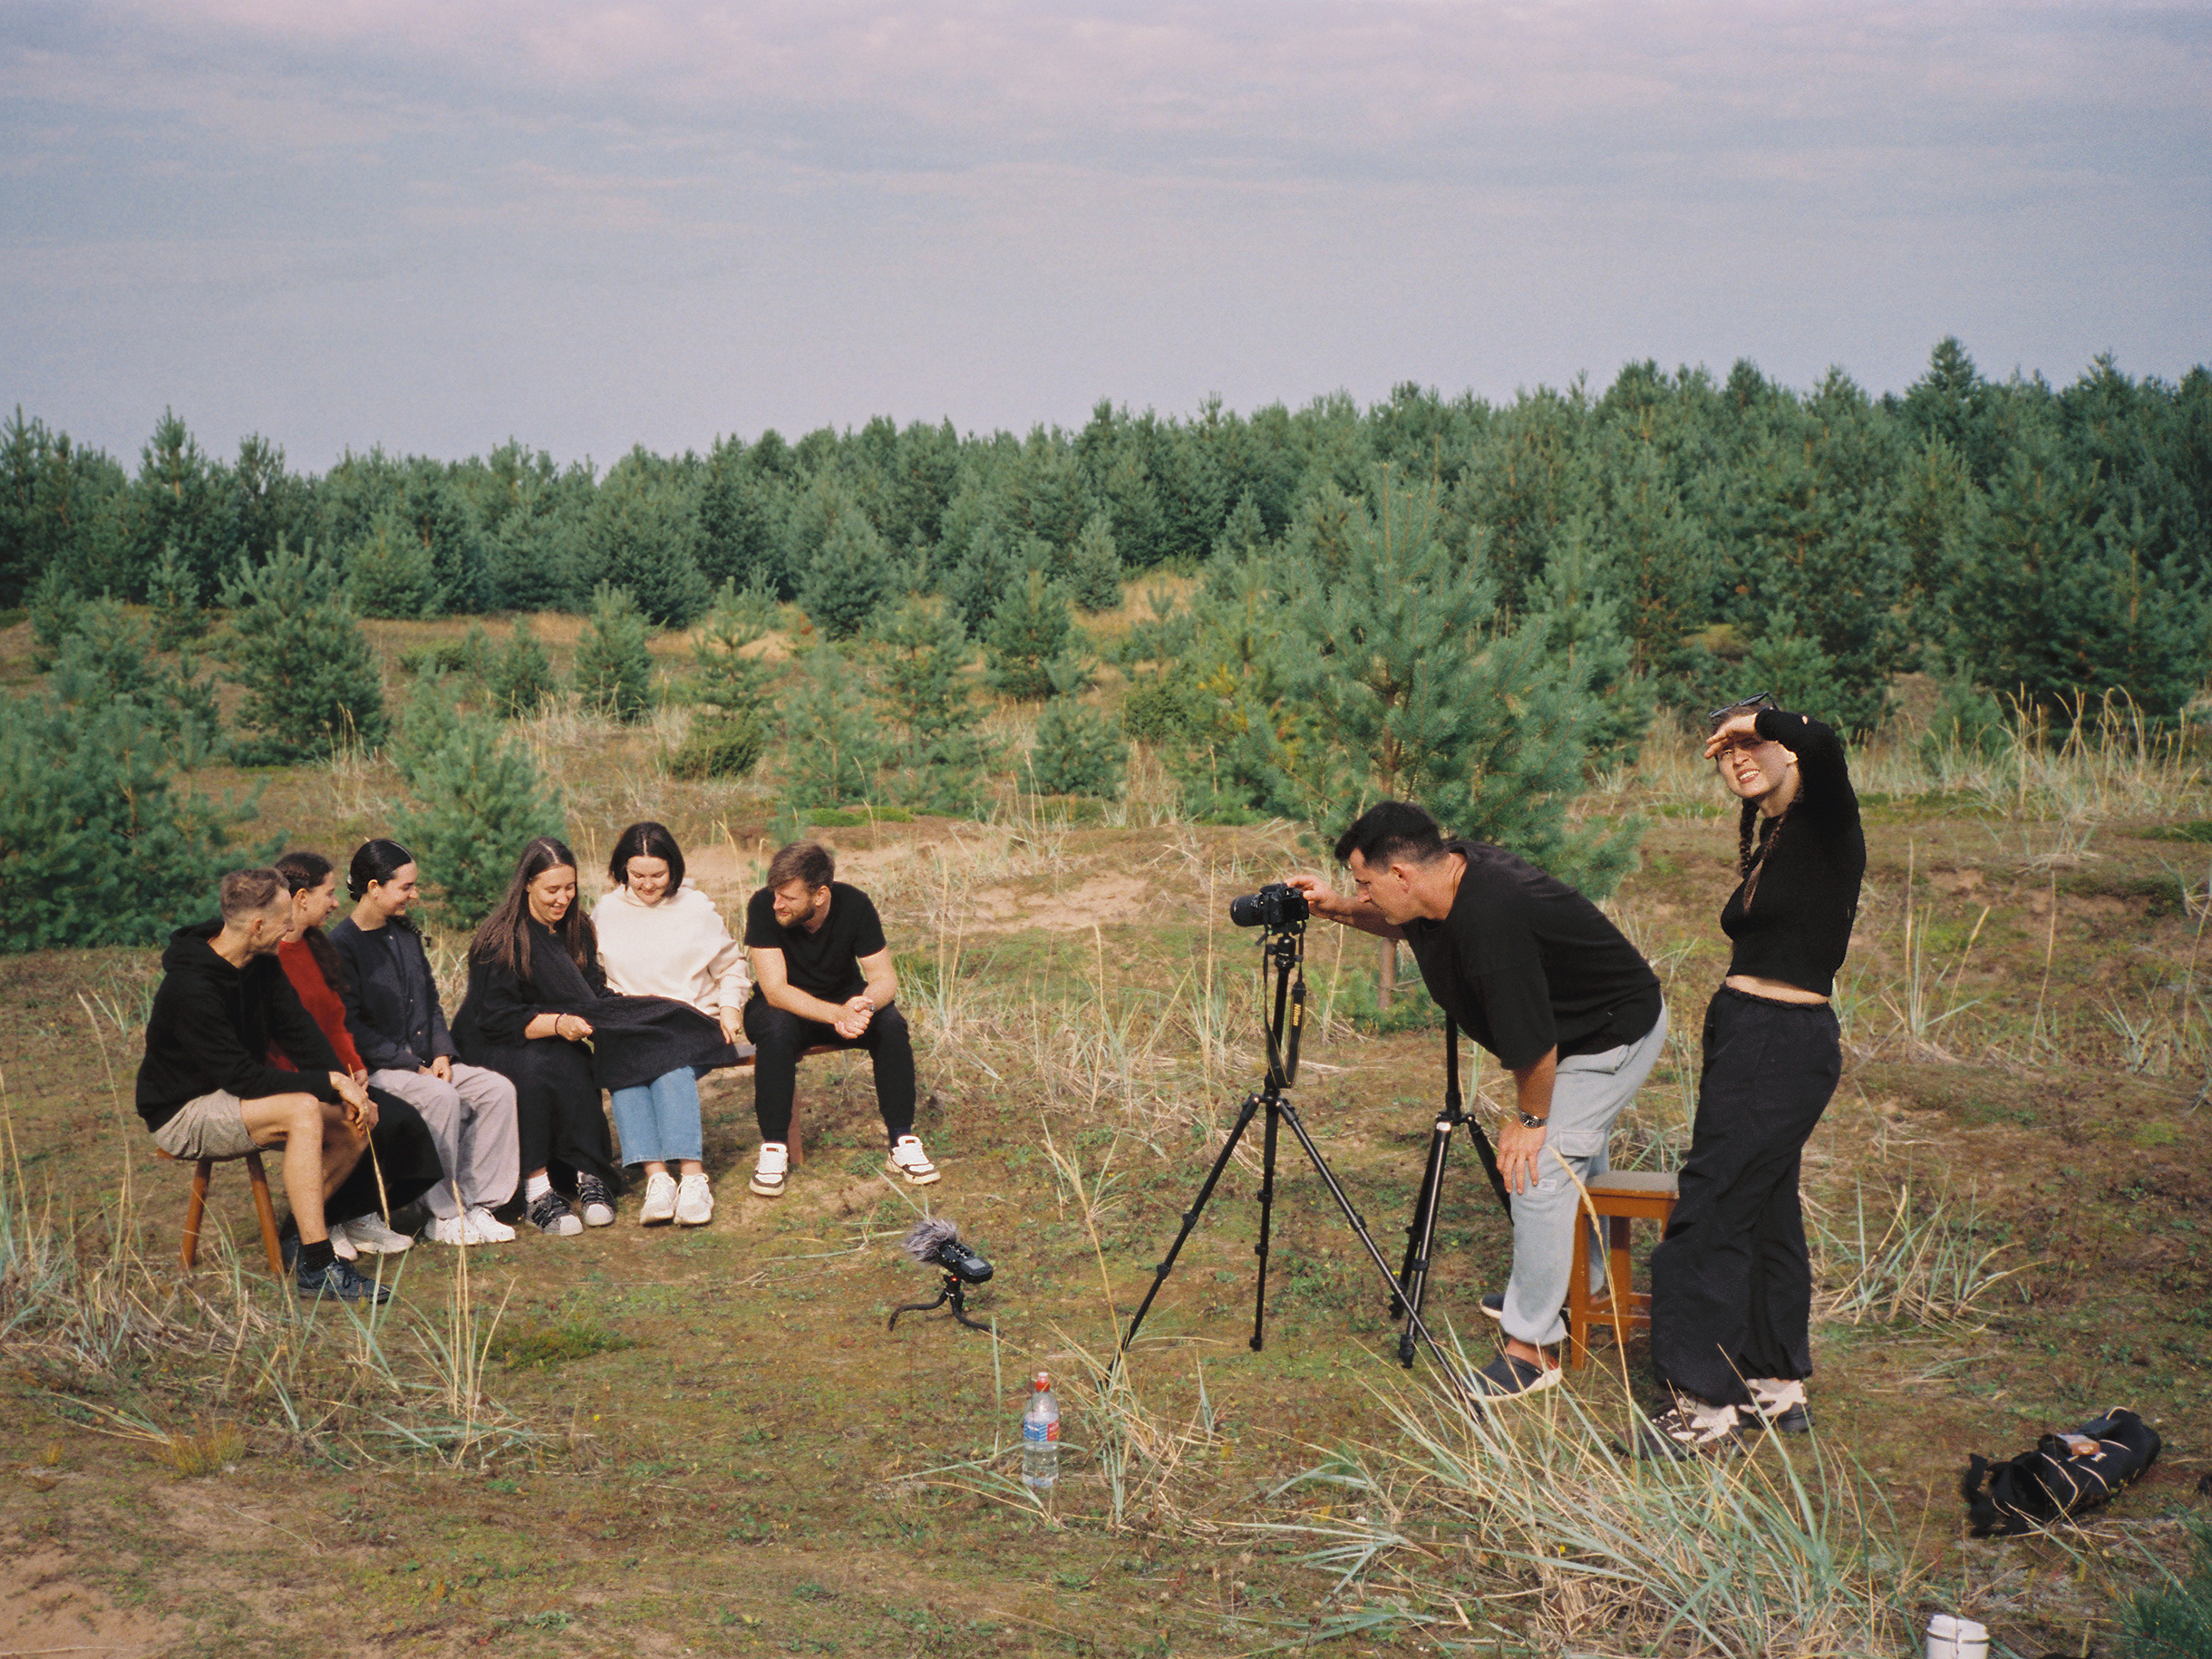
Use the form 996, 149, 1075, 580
590, 821, 752, 1227
452, 837, 740, 1238
1628, 694, 1866, 1460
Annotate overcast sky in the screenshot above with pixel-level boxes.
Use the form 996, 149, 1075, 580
3, 1, 2208, 471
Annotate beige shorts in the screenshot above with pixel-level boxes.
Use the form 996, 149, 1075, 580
151, 1091, 260, 1161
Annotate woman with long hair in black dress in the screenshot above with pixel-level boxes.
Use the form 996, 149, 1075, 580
1632, 694, 1866, 1458
452, 838, 738, 1237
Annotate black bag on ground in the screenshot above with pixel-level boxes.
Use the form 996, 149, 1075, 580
1961, 1406, 2161, 1537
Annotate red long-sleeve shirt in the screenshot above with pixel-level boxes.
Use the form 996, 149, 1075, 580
269, 937, 364, 1075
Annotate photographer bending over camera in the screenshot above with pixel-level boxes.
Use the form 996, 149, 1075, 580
1291, 802, 1665, 1399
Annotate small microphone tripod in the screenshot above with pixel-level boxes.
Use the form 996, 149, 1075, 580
888, 1270, 992, 1332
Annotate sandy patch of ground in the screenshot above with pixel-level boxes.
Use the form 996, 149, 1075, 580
0, 1538, 180, 1657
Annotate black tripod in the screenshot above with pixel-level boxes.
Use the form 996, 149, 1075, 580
888, 1273, 991, 1333
1119, 919, 1475, 1402
1388, 1018, 1513, 1365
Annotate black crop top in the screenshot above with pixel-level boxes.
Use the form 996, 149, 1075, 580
1719, 709, 1866, 997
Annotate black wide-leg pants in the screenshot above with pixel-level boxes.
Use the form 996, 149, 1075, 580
1647, 986, 1841, 1407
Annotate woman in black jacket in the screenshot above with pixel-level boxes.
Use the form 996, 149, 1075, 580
452, 837, 738, 1237
1635, 695, 1866, 1459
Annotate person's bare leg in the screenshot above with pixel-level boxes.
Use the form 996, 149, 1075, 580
678, 1159, 704, 1179
643, 1160, 670, 1180
1505, 1337, 1556, 1368
242, 1092, 333, 1243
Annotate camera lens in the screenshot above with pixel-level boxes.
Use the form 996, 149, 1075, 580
1227, 893, 1265, 927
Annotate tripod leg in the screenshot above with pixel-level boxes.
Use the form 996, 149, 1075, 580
1274, 1099, 1478, 1407
1251, 1092, 1283, 1353
888, 1282, 953, 1332
946, 1281, 993, 1333
1395, 1115, 1456, 1366
1120, 1091, 1266, 1354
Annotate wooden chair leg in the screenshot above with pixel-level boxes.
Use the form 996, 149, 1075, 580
1566, 1210, 1593, 1369
1607, 1215, 1632, 1317
182, 1157, 213, 1272
243, 1151, 286, 1277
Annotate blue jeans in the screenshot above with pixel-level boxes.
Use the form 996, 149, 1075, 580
608, 1066, 706, 1168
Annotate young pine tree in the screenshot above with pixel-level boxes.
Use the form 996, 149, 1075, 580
1026, 698, 1125, 798
345, 507, 440, 618
219, 536, 390, 760
391, 685, 567, 929
1062, 512, 1123, 614
985, 569, 1077, 701
798, 513, 896, 640
868, 596, 996, 810
573, 583, 656, 723
484, 616, 558, 718
778, 645, 886, 809
147, 541, 209, 651
1525, 516, 1654, 765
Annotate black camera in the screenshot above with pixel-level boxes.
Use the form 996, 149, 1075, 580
1228, 881, 1309, 931
901, 1218, 993, 1284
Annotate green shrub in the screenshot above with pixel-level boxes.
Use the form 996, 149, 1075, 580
48, 596, 220, 746
779, 646, 885, 808
666, 713, 767, 781
0, 692, 260, 951
798, 514, 895, 641
1121, 669, 1211, 743
24, 568, 76, 670
1026, 698, 1124, 798
346, 508, 440, 618
2122, 1516, 2212, 1659
484, 616, 558, 717
1918, 673, 2009, 762
1064, 511, 1122, 614
147, 543, 208, 651
573, 583, 655, 723
218, 537, 389, 761
391, 690, 566, 929
690, 577, 780, 720
985, 569, 1076, 701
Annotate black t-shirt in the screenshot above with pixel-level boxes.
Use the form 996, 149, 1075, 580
1402, 841, 1663, 1070
743, 882, 887, 1003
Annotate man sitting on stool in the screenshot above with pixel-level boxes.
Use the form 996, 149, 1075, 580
742, 840, 938, 1198
137, 868, 389, 1303
1290, 802, 1666, 1397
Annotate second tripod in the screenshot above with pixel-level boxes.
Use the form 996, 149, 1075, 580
1119, 915, 1474, 1402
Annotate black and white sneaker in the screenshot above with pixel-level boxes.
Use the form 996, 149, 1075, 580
1472, 1350, 1562, 1399
528, 1189, 584, 1237
574, 1173, 616, 1228
1619, 1396, 1740, 1461
297, 1254, 391, 1305
1480, 1294, 1505, 1321
1744, 1378, 1812, 1433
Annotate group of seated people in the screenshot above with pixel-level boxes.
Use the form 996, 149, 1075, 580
133, 829, 939, 1302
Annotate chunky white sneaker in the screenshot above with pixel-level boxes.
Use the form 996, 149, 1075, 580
426, 1214, 473, 1246
750, 1142, 789, 1198
675, 1173, 713, 1227
463, 1208, 515, 1244
325, 1219, 360, 1261
638, 1171, 679, 1226
1620, 1394, 1741, 1461
343, 1214, 414, 1254
888, 1134, 940, 1187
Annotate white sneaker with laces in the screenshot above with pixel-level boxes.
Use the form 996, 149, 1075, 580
325, 1219, 360, 1261
639, 1171, 679, 1225
675, 1173, 713, 1226
344, 1214, 414, 1254
463, 1208, 515, 1245
750, 1142, 788, 1198
426, 1214, 473, 1246
888, 1134, 940, 1186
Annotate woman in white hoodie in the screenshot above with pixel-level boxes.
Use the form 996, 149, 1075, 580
590, 822, 752, 1226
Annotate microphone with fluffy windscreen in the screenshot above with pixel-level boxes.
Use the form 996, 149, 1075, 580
889, 1218, 994, 1332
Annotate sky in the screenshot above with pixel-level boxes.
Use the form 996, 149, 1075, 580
3, 1, 2209, 472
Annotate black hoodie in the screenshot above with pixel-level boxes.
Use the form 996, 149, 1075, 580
135, 921, 344, 1131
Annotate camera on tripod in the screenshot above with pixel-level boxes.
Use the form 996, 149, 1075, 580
1228, 881, 1308, 931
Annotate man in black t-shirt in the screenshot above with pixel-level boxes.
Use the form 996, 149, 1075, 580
1290, 801, 1667, 1399
741, 840, 936, 1197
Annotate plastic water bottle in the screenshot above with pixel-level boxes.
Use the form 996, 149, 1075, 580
1021, 1370, 1060, 1489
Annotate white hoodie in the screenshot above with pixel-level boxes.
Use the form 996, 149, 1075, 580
591, 879, 752, 1018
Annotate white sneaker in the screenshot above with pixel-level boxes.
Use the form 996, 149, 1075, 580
325, 1220, 360, 1261
426, 1215, 473, 1245
639, 1171, 679, 1226
464, 1208, 516, 1245
888, 1134, 940, 1187
344, 1214, 414, 1254
750, 1142, 788, 1198
675, 1173, 713, 1227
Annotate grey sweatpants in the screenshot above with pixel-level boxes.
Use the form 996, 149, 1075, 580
1498, 1004, 1669, 1349
367, 1064, 521, 1218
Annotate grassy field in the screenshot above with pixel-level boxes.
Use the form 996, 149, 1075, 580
3, 610, 2210, 1658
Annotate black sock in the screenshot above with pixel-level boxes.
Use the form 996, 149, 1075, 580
298, 1238, 335, 1273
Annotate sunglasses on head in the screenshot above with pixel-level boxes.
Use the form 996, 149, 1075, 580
1706, 691, 1776, 733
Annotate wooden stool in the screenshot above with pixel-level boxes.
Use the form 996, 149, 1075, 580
1566, 1169, 1679, 1369
724, 1043, 844, 1166
157, 1147, 286, 1276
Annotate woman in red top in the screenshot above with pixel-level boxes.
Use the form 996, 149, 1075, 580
274, 852, 440, 1260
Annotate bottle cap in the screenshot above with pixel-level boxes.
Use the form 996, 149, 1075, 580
1033, 1371, 1051, 1390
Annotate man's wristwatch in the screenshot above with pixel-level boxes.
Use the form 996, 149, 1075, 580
1517, 1110, 1549, 1130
